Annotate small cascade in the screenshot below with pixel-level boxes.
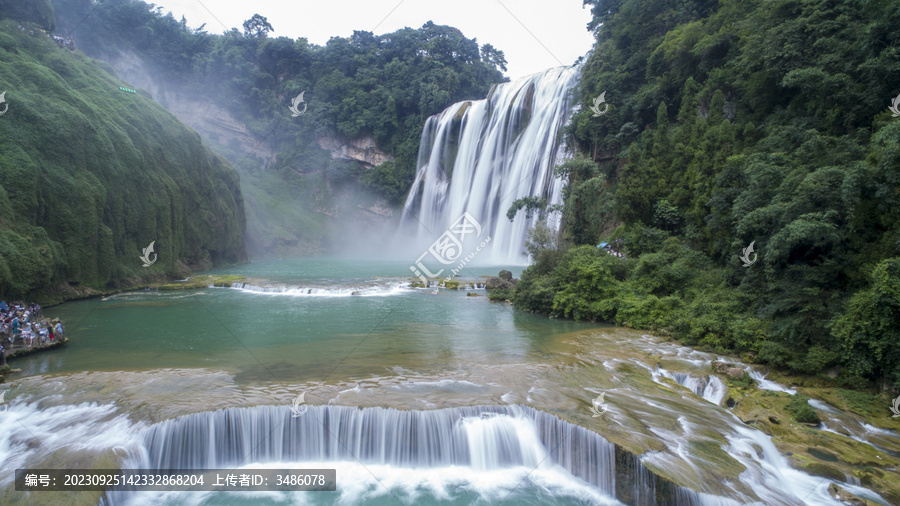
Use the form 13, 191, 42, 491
396, 67, 579, 264
654, 368, 727, 406
103, 404, 724, 505
747, 370, 797, 395
700, 376, 727, 405
720, 423, 887, 505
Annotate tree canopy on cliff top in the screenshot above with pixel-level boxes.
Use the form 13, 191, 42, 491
510, 0, 900, 388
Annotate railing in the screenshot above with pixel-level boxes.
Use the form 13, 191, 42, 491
1, 329, 64, 357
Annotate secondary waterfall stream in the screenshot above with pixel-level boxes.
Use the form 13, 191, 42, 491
397, 67, 578, 263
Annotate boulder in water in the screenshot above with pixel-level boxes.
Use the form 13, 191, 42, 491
712, 360, 746, 378
485, 271, 518, 290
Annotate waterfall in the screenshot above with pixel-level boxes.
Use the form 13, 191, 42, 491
747, 370, 797, 395
102, 404, 726, 505
397, 67, 579, 265
653, 367, 728, 406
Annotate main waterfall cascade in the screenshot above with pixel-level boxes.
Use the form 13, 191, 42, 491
397, 67, 579, 264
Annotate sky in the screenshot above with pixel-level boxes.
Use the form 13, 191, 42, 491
154, 0, 596, 80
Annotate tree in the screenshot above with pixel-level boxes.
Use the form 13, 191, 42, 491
554, 156, 612, 245
243, 14, 272, 38
506, 197, 562, 221
833, 258, 900, 388
653, 200, 680, 231
0, 0, 55, 31
480, 43, 508, 72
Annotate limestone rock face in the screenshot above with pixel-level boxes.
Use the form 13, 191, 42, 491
316, 136, 394, 169
485, 276, 516, 290
103, 50, 276, 165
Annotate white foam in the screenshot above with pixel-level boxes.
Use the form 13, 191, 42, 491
747, 370, 797, 395
115, 460, 621, 505
388, 380, 486, 393
0, 401, 143, 485
863, 423, 899, 438
723, 423, 887, 505
229, 281, 409, 298
808, 399, 839, 414
652, 367, 726, 405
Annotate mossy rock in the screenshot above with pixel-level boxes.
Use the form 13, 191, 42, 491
808, 388, 897, 424
727, 383, 900, 503
827, 483, 873, 506
686, 439, 747, 478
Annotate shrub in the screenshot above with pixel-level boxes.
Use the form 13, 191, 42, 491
785, 395, 821, 424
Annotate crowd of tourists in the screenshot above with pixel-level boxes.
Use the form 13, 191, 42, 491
0, 301, 63, 358
16, 25, 76, 49
597, 239, 625, 258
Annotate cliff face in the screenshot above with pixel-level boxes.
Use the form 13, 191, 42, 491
103, 50, 277, 166
0, 24, 247, 300
98, 49, 395, 258
316, 136, 394, 169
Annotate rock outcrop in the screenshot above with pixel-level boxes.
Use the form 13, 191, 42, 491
316, 136, 394, 169
712, 361, 746, 378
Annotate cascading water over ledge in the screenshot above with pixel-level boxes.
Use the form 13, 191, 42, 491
103, 404, 722, 505
653, 367, 727, 406
396, 67, 579, 264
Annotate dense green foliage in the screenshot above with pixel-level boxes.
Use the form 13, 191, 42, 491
785, 394, 822, 424
48, 0, 506, 255
0, 0, 55, 31
0, 19, 246, 299
509, 0, 900, 388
